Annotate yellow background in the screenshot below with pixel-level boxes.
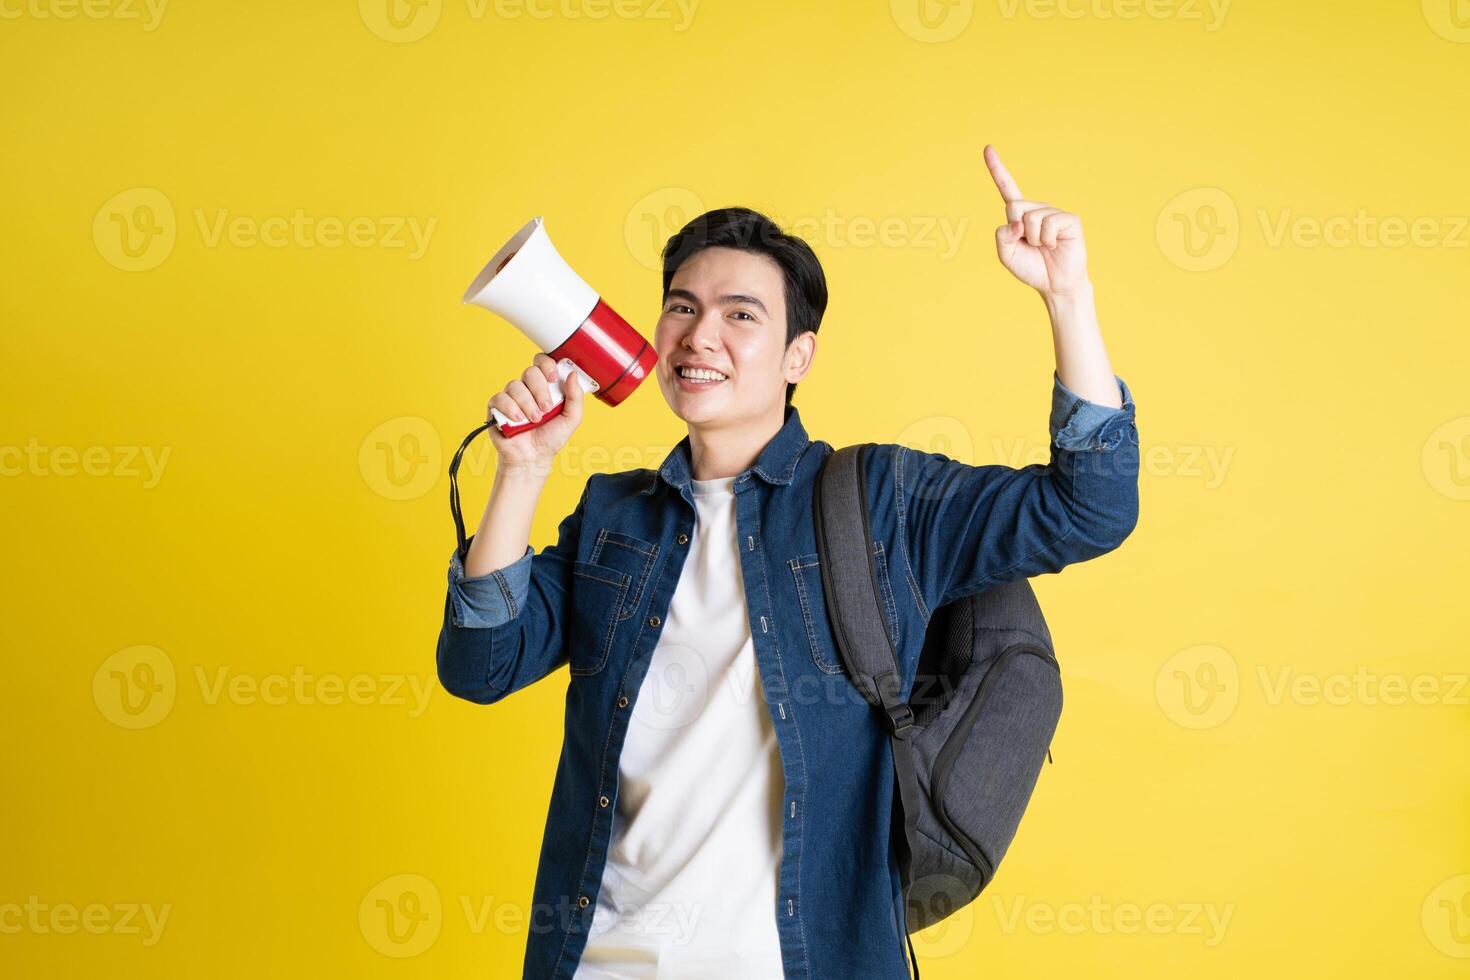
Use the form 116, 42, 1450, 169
3, 0, 1467, 976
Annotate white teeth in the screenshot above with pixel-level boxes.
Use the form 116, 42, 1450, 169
678, 367, 727, 382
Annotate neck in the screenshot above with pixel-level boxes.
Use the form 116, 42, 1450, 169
687, 407, 786, 481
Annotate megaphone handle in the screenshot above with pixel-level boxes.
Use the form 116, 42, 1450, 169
489, 357, 596, 438
492, 399, 566, 437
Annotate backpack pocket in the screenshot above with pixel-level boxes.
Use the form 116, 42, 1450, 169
928, 642, 1061, 886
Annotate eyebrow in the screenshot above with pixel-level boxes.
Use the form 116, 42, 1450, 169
665, 288, 769, 316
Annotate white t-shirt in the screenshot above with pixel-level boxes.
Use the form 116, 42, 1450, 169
573, 474, 786, 979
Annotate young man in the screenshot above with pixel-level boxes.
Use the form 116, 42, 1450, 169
438, 146, 1140, 979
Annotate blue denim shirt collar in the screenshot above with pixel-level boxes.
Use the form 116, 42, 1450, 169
644, 403, 811, 495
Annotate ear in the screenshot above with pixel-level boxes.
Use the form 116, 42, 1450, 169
785, 330, 817, 383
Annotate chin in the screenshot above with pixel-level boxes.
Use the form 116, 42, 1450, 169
674, 403, 719, 425
672, 398, 728, 428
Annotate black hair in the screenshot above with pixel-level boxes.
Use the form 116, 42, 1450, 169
661, 206, 828, 407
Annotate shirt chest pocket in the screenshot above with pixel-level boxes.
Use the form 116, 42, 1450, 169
569, 529, 659, 677
787, 541, 900, 675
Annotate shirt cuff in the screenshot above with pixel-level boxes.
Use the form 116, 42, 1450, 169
1049, 371, 1137, 452
447, 543, 534, 629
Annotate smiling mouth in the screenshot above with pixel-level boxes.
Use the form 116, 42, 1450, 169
675, 367, 729, 388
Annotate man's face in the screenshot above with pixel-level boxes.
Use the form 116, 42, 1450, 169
653, 246, 814, 429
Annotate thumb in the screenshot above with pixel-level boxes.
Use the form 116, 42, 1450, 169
995, 220, 1023, 246
563, 366, 585, 419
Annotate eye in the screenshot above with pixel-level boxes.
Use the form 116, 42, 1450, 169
731, 310, 755, 321
668, 303, 694, 314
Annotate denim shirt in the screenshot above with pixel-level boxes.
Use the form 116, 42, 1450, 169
437, 371, 1139, 980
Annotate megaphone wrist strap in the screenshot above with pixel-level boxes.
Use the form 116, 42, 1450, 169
449, 422, 492, 562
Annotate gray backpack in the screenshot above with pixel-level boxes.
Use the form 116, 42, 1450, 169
814, 444, 1063, 977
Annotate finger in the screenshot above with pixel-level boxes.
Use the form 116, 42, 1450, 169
1040, 213, 1061, 249
562, 369, 583, 421
1039, 211, 1079, 248
522, 365, 553, 412
995, 220, 1023, 248
1005, 198, 1051, 225
1022, 207, 1063, 247
984, 145, 1024, 204
533, 353, 559, 385
490, 393, 527, 424
508, 379, 543, 420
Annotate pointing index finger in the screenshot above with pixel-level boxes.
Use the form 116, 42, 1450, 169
984, 144, 1023, 204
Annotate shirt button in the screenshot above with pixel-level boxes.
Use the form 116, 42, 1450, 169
578, 895, 590, 909
648, 615, 660, 627
599, 795, 610, 808
677, 532, 689, 545
616, 695, 629, 708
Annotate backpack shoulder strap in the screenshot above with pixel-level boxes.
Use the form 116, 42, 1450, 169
813, 443, 908, 724
815, 443, 925, 979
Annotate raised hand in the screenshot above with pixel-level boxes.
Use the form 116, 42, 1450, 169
486, 352, 585, 473
985, 144, 1091, 298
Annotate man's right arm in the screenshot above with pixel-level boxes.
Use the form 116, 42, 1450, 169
436, 473, 588, 705
439, 350, 590, 703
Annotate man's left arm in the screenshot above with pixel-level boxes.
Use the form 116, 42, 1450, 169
892, 145, 1141, 615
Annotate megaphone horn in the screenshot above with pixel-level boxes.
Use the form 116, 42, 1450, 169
462, 216, 658, 438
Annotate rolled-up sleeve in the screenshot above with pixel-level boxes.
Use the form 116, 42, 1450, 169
447, 544, 534, 629
1049, 370, 1136, 452
895, 372, 1140, 614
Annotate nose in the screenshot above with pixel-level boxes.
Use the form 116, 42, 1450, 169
683, 308, 722, 352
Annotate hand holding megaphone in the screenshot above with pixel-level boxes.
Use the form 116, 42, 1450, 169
484, 353, 589, 466
462, 216, 657, 440
488, 354, 597, 438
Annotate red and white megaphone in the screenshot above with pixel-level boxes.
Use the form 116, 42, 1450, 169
462, 216, 658, 438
